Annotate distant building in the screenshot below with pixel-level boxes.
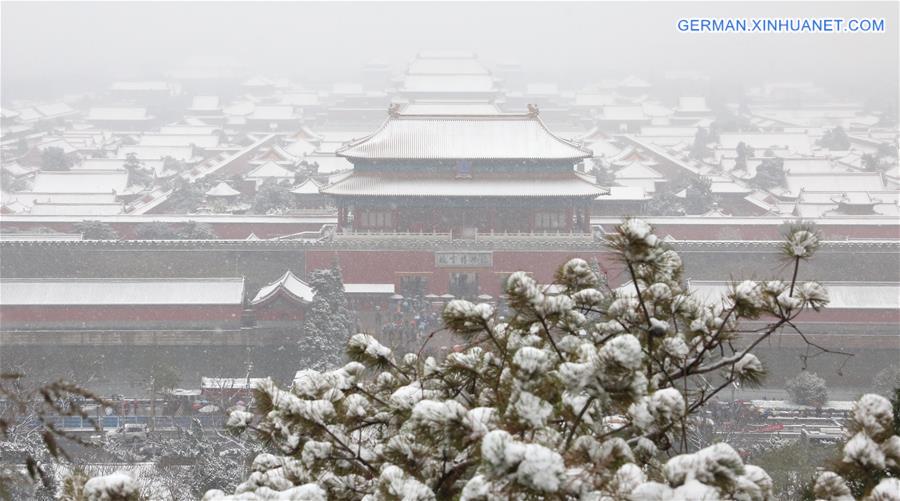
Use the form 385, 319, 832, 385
323, 107, 602, 235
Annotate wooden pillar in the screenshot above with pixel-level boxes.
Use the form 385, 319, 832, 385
584, 203, 592, 233
565, 207, 573, 232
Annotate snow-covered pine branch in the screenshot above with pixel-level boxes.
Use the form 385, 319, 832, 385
128, 218, 871, 500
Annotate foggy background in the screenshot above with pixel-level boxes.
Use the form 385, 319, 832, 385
2, 1, 898, 103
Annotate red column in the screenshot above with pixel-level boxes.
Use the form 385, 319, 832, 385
584, 204, 592, 232
565, 207, 573, 232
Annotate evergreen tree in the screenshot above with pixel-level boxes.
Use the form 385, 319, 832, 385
176, 220, 216, 239
735, 141, 754, 171
786, 371, 829, 407
690, 127, 711, 159
74, 220, 118, 240
123, 152, 153, 187
252, 179, 294, 214
819, 127, 851, 150
302, 264, 355, 370
752, 157, 787, 190
683, 176, 717, 215
40, 146, 72, 171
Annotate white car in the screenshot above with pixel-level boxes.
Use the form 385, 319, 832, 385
106, 423, 149, 443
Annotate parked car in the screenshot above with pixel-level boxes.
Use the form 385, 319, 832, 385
106, 423, 148, 443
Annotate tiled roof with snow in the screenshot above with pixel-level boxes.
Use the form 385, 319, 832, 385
249, 106, 297, 120
719, 133, 812, 155
189, 96, 220, 111
400, 101, 502, 115
139, 134, 219, 148
321, 174, 604, 198
251, 270, 314, 304
614, 161, 665, 180
280, 93, 320, 107
595, 186, 651, 201
246, 161, 294, 180
337, 112, 592, 160
785, 172, 885, 194
32, 170, 128, 194
401, 75, 497, 93
1, 278, 245, 306
28, 202, 125, 215
87, 107, 150, 121
205, 181, 241, 197
159, 125, 220, 135
34, 103, 77, 118
290, 179, 321, 195
118, 145, 194, 161
304, 155, 354, 174
676, 97, 710, 113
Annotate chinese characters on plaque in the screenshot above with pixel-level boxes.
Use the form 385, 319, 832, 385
434, 251, 493, 268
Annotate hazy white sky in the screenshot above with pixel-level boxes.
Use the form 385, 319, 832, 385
2, 1, 897, 101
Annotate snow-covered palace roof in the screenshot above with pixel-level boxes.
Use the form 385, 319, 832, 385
0, 278, 245, 306
321, 174, 605, 198
336, 111, 592, 160
251, 270, 315, 305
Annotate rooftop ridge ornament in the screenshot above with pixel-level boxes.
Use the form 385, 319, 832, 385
527, 103, 540, 116
388, 103, 402, 117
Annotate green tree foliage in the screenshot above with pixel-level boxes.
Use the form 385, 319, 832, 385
872, 366, 900, 398
682, 176, 717, 215
123, 153, 154, 188
690, 127, 712, 159
751, 157, 787, 190
786, 371, 829, 407
252, 180, 294, 214
165, 178, 205, 214
74, 220, 118, 240
40, 146, 72, 171
819, 127, 851, 151
734, 141, 754, 171
861, 143, 899, 172
302, 265, 355, 371
750, 439, 837, 500
591, 160, 617, 186
175, 221, 216, 240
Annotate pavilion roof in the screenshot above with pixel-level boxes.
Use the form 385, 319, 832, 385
251, 270, 314, 305
337, 111, 592, 160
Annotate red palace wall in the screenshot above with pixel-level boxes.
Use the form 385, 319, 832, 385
304, 249, 619, 298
